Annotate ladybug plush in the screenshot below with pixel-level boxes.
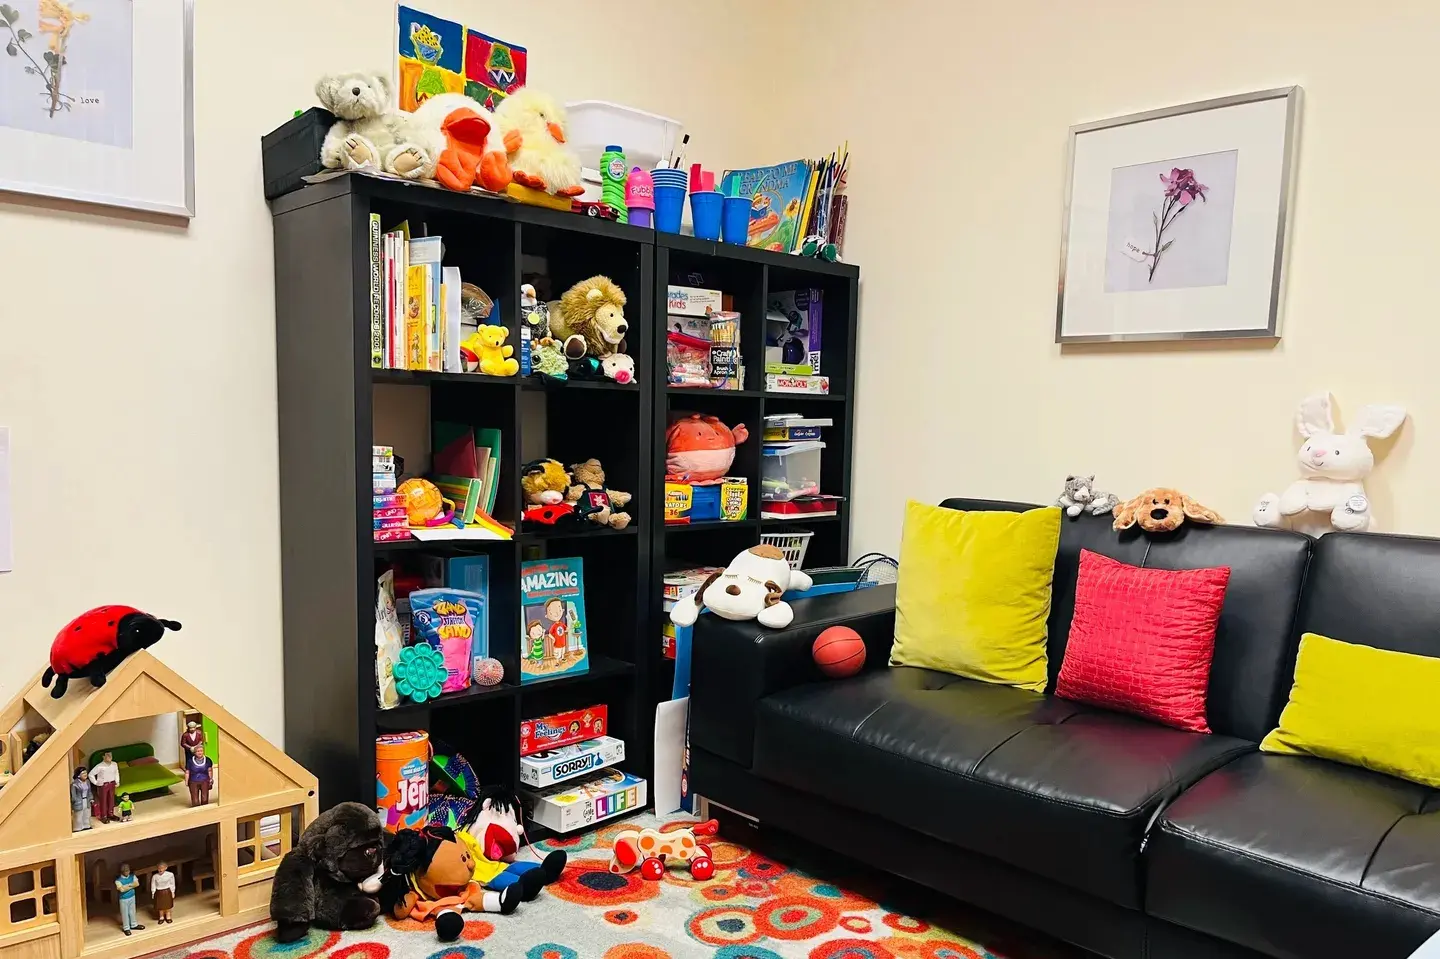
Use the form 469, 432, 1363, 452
42, 606, 181, 698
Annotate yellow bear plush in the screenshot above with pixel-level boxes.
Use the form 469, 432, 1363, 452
463, 325, 518, 377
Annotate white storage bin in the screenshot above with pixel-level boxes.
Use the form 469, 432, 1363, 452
762, 441, 825, 502
565, 100, 682, 174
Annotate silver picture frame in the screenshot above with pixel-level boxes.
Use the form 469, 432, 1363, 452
1055, 86, 1301, 344
0, 0, 194, 218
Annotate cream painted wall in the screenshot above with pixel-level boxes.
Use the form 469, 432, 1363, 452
780, 0, 1440, 559
0, 0, 776, 742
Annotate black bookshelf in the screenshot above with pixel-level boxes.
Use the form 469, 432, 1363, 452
270, 174, 655, 814
269, 173, 860, 831
648, 234, 860, 704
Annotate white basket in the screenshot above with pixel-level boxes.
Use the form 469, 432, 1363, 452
760, 530, 814, 570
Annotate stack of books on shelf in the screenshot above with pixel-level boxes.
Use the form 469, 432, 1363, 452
720, 142, 849, 256
419, 421, 512, 542
373, 446, 412, 543
370, 217, 465, 373
520, 704, 645, 833
765, 288, 828, 394
660, 566, 722, 659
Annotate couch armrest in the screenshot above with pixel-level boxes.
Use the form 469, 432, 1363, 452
690, 584, 897, 768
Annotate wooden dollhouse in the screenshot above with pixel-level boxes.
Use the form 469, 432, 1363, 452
0, 651, 317, 959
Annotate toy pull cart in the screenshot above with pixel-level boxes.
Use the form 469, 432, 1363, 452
609, 819, 719, 881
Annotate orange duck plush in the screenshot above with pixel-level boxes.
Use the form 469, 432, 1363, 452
407, 93, 511, 193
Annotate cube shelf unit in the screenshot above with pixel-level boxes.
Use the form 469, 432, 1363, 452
650, 234, 859, 698
269, 173, 861, 830
270, 174, 654, 818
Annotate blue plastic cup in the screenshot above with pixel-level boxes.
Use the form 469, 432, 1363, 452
722, 196, 750, 245
654, 184, 685, 234
690, 191, 722, 241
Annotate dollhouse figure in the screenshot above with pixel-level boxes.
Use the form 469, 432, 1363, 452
180, 720, 205, 754
70, 766, 92, 831
544, 599, 568, 661
150, 862, 175, 923
184, 744, 215, 805
90, 751, 120, 823
114, 864, 144, 935
118, 793, 134, 822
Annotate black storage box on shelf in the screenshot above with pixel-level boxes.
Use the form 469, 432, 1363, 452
261, 107, 336, 200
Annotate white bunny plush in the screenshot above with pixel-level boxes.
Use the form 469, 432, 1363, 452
1253, 392, 1406, 535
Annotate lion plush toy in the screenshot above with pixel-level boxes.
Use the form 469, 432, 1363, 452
547, 276, 628, 360
1113, 488, 1222, 533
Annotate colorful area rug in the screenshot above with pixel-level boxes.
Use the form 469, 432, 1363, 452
162, 815, 1022, 959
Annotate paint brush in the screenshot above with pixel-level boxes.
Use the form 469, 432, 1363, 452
672, 134, 690, 169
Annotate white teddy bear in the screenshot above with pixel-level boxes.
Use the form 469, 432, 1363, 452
1253, 392, 1406, 535
670, 545, 814, 630
315, 71, 432, 180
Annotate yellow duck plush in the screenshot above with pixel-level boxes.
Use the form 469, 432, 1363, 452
493, 89, 583, 197
462, 325, 518, 376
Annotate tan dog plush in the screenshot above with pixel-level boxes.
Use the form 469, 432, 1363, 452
670, 545, 814, 629
1113, 488, 1222, 533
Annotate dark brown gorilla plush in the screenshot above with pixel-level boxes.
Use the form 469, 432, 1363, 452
270, 802, 385, 943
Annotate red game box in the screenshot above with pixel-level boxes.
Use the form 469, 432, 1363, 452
520, 704, 608, 757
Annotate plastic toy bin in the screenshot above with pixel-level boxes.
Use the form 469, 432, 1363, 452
761, 441, 825, 502
564, 101, 682, 174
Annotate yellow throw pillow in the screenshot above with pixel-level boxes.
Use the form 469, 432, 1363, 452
891, 501, 1061, 692
1261, 633, 1440, 788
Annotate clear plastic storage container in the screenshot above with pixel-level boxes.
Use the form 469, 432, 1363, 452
565, 101, 682, 174
762, 442, 825, 501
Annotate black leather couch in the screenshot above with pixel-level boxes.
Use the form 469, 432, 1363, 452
690, 499, 1440, 959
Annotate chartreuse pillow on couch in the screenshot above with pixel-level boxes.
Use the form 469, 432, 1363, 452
1261, 633, 1440, 788
891, 501, 1061, 692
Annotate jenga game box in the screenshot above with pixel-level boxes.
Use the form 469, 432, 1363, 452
520, 704, 608, 757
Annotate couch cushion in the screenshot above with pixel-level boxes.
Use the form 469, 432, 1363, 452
1147, 753, 1440, 958
940, 501, 1310, 741
1298, 530, 1440, 659
752, 666, 1251, 909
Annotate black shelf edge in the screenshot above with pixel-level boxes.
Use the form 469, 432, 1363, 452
521, 377, 641, 393
657, 231, 859, 278
760, 514, 841, 525
763, 392, 847, 402
379, 681, 519, 717
373, 369, 520, 387
518, 655, 635, 694
666, 387, 765, 398
518, 525, 640, 543
373, 536, 517, 554
271, 172, 659, 244
664, 519, 760, 532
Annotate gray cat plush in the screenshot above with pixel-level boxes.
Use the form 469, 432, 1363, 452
1056, 474, 1120, 518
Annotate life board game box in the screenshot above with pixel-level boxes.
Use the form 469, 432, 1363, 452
524, 770, 648, 833
519, 735, 626, 787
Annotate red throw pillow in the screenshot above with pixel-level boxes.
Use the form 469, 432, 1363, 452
1055, 549, 1230, 733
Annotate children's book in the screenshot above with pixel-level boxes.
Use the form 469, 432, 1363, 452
722, 159, 814, 254
369, 214, 383, 368
520, 558, 589, 683
436, 476, 485, 525
409, 236, 444, 371
443, 266, 463, 373
405, 265, 427, 370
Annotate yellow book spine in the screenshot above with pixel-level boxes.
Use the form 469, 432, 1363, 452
406, 265, 425, 370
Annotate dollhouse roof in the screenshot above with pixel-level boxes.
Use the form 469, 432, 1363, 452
0, 650, 315, 864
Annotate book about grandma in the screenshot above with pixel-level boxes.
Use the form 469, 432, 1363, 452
520, 557, 590, 683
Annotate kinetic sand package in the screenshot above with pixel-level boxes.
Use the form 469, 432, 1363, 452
375, 570, 403, 709
409, 588, 483, 694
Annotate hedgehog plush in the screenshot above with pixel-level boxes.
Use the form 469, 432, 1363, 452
42, 606, 181, 698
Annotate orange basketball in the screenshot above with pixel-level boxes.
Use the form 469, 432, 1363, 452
813, 626, 866, 678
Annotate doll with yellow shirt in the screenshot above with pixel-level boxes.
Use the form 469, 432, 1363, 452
458, 786, 566, 899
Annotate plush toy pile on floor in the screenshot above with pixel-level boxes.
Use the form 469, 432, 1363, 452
190, 814, 1020, 959
271, 791, 565, 943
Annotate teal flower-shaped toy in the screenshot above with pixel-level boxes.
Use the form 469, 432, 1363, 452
395, 644, 447, 702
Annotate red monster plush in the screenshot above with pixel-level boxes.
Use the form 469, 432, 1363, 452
42, 606, 181, 698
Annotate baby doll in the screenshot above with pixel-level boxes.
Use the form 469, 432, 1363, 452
458, 786, 566, 901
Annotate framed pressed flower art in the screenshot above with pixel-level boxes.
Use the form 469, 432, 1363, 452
0, 0, 194, 217
1056, 87, 1301, 343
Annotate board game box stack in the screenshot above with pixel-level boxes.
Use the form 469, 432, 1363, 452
520, 704, 646, 831
373, 445, 412, 543
661, 567, 722, 659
